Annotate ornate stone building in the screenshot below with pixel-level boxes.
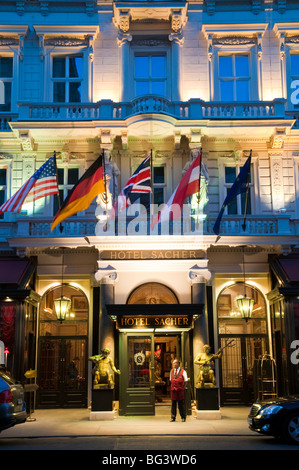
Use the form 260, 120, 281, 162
0, 0, 298, 413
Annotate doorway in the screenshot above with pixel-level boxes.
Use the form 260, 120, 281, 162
37, 284, 89, 408
119, 331, 191, 415
154, 335, 179, 405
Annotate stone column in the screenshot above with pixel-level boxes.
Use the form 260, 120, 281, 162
94, 269, 118, 359
117, 31, 132, 101
169, 30, 184, 101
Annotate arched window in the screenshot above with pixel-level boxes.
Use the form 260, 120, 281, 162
39, 284, 88, 336
127, 282, 179, 304
217, 282, 267, 334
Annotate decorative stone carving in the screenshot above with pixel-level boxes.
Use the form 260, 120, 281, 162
44, 37, 88, 47
213, 36, 256, 46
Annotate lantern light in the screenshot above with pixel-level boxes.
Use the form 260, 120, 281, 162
54, 248, 71, 323
237, 246, 255, 322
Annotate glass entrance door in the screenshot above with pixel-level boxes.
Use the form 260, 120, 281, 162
219, 335, 268, 405
119, 333, 155, 415
37, 337, 87, 408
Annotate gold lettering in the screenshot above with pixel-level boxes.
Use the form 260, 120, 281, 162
190, 251, 196, 258
152, 251, 157, 259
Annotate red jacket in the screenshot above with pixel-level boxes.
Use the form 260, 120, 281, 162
170, 368, 185, 401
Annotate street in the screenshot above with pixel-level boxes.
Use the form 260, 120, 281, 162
0, 434, 298, 451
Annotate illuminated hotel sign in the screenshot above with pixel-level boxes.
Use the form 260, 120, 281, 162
100, 250, 205, 260
116, 315, 192, 329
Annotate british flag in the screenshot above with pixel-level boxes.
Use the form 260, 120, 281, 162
116, 153, 151, 212
0, 154, 59, 214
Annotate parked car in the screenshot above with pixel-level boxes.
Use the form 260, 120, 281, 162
248, 395, 299, 445
0, 370, 27, 432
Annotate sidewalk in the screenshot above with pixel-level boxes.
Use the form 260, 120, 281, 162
0, 405, 252, 439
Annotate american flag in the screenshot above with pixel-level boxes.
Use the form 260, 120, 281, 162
0, 154, 59, 214
116, 153, 151, 212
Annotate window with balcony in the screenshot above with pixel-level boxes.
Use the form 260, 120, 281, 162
0, 168, 7, 219
52, 55, 83, 103
134, 54, 166, 97
0, 57, 13, 111
219, 54, 250, 101
53, 166, 79, 216
224, 163, 253, 215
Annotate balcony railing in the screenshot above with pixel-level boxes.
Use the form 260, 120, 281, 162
0, 113, 18, 131
16, 97, 287, 122
5, 213, 294, 239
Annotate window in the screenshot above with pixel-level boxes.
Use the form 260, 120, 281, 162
153, 166, 166, 205
0, 168, 7, 219
52, 55, 83, 103
53, 167, 79, 215
134, 54, 166, 97
219, 54, 250, 101
224, 164, 252, 215
0, 57, 13, 111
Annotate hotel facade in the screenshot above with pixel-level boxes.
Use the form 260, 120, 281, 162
0, 0, 299, 415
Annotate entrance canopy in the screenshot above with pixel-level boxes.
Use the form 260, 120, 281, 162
106, 303, 204, 330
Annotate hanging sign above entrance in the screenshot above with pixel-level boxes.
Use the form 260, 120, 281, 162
100, 249, 205, 260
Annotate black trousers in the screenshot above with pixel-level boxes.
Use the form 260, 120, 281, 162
171, 399, 185, 420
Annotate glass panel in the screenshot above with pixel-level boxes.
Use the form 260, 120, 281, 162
136, 81, 149, 96
154, 166, 165, 184
69, 82, 81, 102
69, 56, 83, 78
135, 56, 149, 78
57, 168, 64, 185
128, 337, 152, 388
0, 57, 13, 77
151, 56, 165, 78
64, 339, 86, 391
67, 168, 79, 185
220, 337, 242, 387
53, 57, 66, 78
152, 81, 165, 95
39, 339, 60, 390
0, 169, 6, 186
0, 82, 11, 111
220, 81, 233, 101
39, 285, 88, 336
225, 166, 236, 183
53, 82, 65, 102
153, 187, 164, 205
226, 188, 238, 214
219, 56, 233, 77
241, 190, 251, 214
236, 80, 249, 101
235, 56, 249, 77
291, 54, 299, 76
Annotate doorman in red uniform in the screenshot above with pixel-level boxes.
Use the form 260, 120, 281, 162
170, 359, 188, 422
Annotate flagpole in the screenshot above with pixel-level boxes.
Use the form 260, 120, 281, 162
196, 147, 203, 227
52, 151, 63, 234
241, 149, 252, 232
150, 149, 153, 220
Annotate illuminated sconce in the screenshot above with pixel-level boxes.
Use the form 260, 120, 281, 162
237, 246, 254, 322
54, 248, 71, 323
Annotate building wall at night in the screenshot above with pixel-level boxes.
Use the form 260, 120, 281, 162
0, 0, 298, 410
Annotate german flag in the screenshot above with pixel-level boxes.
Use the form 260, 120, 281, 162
51, 154, 105, 231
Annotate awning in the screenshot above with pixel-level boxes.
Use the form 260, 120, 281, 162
106, 303, 204, 316
0, 258, 35, 287
270, 255, 299, 285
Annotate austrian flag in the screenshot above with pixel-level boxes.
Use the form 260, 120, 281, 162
152, 151, 202, 226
